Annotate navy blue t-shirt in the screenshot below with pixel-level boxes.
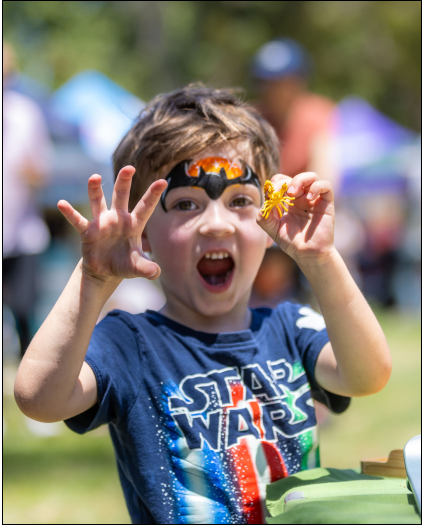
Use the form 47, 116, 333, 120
65, 303, 350, 524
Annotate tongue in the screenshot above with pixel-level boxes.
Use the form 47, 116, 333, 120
197, 257, 233, 276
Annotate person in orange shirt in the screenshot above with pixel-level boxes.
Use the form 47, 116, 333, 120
251, 38, 335, 178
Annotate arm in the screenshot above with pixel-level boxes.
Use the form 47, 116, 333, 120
14, 167, 167, 422
299, 251, 391, 397
14, 261, 119, 423
257, 172, 391, 397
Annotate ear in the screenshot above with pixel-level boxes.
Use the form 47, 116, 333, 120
266, 235, 275, 249
142, 231, 151, 252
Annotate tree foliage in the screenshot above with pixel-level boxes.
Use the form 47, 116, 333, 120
3, 0, 421, 130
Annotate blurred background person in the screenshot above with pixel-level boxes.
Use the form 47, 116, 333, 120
249, 36, 419, 310
3, 42, 52, 357
250, 246, 302, 309
251, 38, 336, 178
250, 38, 343, 308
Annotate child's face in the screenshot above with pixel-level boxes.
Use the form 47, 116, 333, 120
143, 144, 273, 320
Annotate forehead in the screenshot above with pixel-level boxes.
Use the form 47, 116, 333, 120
157, 140, 255, 180
191, 141, 254, 166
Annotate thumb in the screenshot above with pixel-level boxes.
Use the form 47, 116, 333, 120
133, 252, 162, 280
256, 208, 279, 240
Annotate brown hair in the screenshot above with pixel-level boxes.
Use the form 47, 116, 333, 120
113, 84, 280, 211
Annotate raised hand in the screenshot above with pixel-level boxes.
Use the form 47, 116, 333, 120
58, 166, 167, 282
257, 172, 335, 265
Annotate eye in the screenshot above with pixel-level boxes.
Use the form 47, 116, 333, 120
175, 200, 198, 211
230, 196, 251, 208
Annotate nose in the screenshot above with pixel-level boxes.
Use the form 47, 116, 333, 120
198, 200, 236, 237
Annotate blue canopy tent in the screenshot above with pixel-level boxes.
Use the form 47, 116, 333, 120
50, 70, 145, 164
42, 70, 145, 207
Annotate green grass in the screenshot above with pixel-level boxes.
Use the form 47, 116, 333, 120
3, 309, 421, 524
3, 394, 130, 524
319, 308, 421, 468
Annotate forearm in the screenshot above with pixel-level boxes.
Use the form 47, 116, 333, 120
14, 259, 121, 420
298, 250, 392, 396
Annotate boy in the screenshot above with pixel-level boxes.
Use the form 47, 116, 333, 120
15, 86, 391, 524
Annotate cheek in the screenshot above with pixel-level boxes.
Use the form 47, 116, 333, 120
239, 225, 269, 270
150, 225, 194, 271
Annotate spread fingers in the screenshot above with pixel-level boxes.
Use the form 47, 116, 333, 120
57, 200, 89, 234
111, 165, 136, 212
88, 175, 107, 218
132, 179, 168, 228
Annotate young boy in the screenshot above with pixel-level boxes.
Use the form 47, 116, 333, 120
15, 86, 391, 524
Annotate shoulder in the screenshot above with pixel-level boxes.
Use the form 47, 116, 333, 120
91, 309, 153, 352
87, 310, 162, 384
98, 309, 155, 330
94, 309, 173, 347
96, 309, 136, 332
290, 93, 335, 123
300, 92, 335, 111
260, 300, 319, 319
254, 301, 326, 332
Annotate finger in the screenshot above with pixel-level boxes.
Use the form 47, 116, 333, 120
256, 215, 280, 247
57, 200, 89, 234
256, 206, 280, 238
133, 255, 162, 281
111, 165, 136, 212
132, 179, 168, 227
287, 172, 319, 197
268, 173, 292, 193
88, 174, 107, 218
306, 180, 334, 202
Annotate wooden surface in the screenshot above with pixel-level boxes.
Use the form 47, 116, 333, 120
361, 449, 406, 478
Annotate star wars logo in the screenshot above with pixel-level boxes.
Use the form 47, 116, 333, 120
168, 361, 315, 451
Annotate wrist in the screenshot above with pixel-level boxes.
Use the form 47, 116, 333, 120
295, 248, 342, 279
78, 259, 123, 290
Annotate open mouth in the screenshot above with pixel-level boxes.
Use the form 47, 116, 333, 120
197, 251, 235, 289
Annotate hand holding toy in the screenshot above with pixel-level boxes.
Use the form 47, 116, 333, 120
257, 172, 335, 265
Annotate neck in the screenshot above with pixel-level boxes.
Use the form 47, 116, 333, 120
159, 294, 252, 334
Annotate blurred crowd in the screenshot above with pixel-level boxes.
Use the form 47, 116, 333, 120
3, 39, 421, 363
249, 39, 421, 313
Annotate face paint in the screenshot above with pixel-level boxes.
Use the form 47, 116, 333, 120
161, 157, 261, 211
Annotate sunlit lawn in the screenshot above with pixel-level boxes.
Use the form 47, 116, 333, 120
3, 393, 130, 524
3, 309, 421, 524
320, 308, 421, 468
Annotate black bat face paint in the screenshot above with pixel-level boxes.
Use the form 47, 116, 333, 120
160, 157, 261, 211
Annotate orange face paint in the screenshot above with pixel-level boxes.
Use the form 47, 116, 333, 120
186, 157, 244, 180
161, 157, 261, 211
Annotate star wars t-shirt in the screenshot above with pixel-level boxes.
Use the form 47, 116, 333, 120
65, 303, 350, 524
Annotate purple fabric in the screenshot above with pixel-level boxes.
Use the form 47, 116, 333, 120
333, 97, 417, 195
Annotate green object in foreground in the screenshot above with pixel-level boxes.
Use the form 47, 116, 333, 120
266, 468, 421, 524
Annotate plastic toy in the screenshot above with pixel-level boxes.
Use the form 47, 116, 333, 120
260, 180, 296, 219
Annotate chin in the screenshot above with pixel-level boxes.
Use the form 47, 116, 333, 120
193, 290, 249, 319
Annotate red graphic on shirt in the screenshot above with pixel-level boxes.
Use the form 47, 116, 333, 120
221, 380, 288, 524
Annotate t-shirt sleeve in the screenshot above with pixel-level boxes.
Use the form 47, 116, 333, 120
64, 311, 142, 434
278, 302, 350, 414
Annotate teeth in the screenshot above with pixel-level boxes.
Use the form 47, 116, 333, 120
204, 252, 229, 260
